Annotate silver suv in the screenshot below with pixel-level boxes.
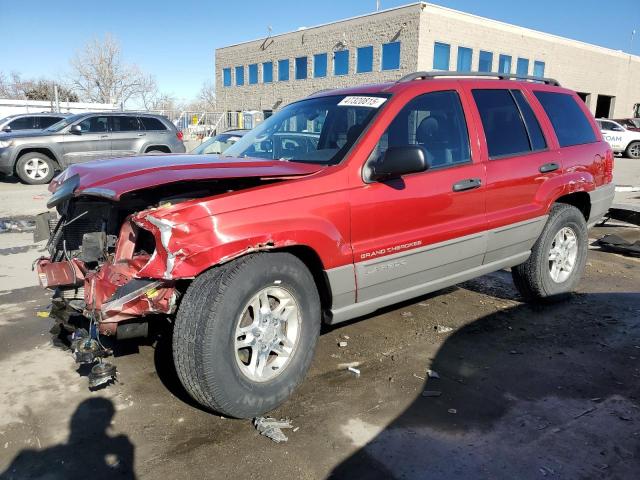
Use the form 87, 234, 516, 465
0, 112, 186, 184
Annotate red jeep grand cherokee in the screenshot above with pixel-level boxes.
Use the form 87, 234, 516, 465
36, 72, 614, 417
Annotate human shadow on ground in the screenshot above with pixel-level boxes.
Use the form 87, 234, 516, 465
0, 398, 136, 480
330, 291, 640, 479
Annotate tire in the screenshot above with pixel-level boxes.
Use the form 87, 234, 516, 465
15, 152, 56, 185
512, 203, 588, 301
625, 141, 640, 160
145, 149, 166, 154
172, 252, 321, 418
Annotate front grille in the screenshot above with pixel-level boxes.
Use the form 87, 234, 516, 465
52, 202, 113, 255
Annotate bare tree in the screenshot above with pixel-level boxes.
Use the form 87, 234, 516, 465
0, 71, 78, 102
69, 34, 156, 107
138, 74, 159, 110
197, 81, 216, 111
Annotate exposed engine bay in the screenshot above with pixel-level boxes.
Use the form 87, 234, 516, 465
36, 178, 275, 337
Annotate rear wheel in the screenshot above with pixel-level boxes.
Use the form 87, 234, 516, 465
625, 141, 640, 159
15, 152, 56, 184
172, 252, 321, 418
512, 203, 588, 301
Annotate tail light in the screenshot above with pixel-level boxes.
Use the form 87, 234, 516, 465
176, 130, 184, 142
604, 148, 614, 183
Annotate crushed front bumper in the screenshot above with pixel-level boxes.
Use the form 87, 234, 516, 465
35, 217, 178, 335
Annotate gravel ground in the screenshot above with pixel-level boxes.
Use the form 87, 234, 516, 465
0, 219, 638, 479
0, 158, 638, 479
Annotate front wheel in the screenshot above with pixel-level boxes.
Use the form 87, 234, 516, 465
172, 252, 321, 418
15, 152, 56, 184
512, 204, 588, 301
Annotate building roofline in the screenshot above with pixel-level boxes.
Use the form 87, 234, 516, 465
216, 1, 639, 61
424, 2, 639, 60
216, 2, 426, 50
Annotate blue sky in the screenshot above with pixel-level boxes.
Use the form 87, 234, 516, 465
1, 0, 638, 101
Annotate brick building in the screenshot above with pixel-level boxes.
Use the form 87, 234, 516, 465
215, 2, 640, 123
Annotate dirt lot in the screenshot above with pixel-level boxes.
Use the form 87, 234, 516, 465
0, 212, 638, 479
0, 159, 639, 479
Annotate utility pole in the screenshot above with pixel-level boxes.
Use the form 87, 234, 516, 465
376, 0, 380, 11
632, 29, 637, 54
54, 85, 60, 113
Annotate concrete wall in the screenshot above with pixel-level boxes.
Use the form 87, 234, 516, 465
215, 2, 640, 119
419, 4, 640, 118
215, 3, 424, 112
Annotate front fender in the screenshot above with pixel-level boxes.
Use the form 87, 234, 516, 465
132, 193, 351, 280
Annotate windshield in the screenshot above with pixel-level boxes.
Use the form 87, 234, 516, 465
223, 94, 387, 165
45, 114, 84, 132
192, 133, 244, 155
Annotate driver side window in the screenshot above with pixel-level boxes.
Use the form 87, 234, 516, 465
369, 90, 471, 170
78, 116, 109, 133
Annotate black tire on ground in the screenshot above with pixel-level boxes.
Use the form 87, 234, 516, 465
625, 141, 640, 160
512, 203, 588, 302
15, 152, 56, 185
172, 252, 321, 418
145, 149, 166, 154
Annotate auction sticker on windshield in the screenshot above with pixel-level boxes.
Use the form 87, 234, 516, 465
338, 96, 387, 108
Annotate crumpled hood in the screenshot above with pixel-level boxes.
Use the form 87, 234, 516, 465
50, 154, 326, 199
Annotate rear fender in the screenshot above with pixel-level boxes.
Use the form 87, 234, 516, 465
537, 171, 596, 212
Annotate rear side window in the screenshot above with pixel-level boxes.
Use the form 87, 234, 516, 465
510, 90, 547, 151
533, 91, 596, 147
371, 90, 471, 169
38, 117, 63, 129
140, 117, 167, 131
112, 116, 142, 132
473, 89, 532, 158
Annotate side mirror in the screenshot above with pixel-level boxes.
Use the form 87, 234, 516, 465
369, 145, 428, 182
69, 125, 82, 135
2, 126, 11, 133
612, 126, 624, 132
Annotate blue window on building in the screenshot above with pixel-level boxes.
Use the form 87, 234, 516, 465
478, 50, 493, 72
433, 42, 450, 70
295, 56, 308, 80
498, 54, 512, 74
278, 59, 289, 81
533, 60, 545, 78
516, 57, 529, 75
357, 46, 373, 73
457, 47, 473, 72
263, 62, 273, 83
381, 41, 401, 70
334, 50, 349, 76
235, 66, 244, 86
314, 53, 327, 78
223, 68, 231, 87
248, 64, 258, 84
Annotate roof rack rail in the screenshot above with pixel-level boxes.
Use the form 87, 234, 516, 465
397, 71, 561, 87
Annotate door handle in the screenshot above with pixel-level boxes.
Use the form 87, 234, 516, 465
100, 135, 109, 139
452, 178, 482, 192
137, 133, 146, 136
539, 162, 559, 173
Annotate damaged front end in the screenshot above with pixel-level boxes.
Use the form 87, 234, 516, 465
35, 175, 277, 338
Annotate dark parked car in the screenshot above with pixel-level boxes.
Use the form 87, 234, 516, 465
0, 112, 71, 133
190, 129, 248, 154
0, 112, 186, 184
